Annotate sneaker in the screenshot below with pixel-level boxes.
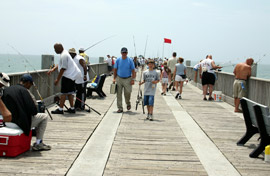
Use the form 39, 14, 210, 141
164, 93, 166, 96
161, 92, 164, 95
178, 95, 182, 99
149, 114, 153, 121
32, 142, 51, 151
203, 97, 207, 101
172, 88, 176, 91
146, 114, 150, 120
51, 108, 63, 114
175, 93, 179, 99
64, 108, 76, 113
208, 97, 214, 101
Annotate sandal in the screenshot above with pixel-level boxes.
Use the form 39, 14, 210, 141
127, 105, 131, 110
117, 109, 123, 113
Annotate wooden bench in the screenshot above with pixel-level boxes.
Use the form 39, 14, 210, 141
86, 74, 107, 98
237, 97, 270, 158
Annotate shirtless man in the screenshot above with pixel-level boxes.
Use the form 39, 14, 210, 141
233, 58, 254, 112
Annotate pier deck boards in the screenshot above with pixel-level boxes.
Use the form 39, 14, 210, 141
103, 88, 207, 176
0, 75, 270, 175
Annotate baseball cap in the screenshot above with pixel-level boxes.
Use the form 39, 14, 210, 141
20, 74, 33, 84
0, 72, 10, 87
147, 59, 155, 64
69, 48, 76, 54
121, 47, 128, 53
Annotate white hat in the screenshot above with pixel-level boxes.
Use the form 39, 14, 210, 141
0, 72, 10, 87
79, 48, 84, 51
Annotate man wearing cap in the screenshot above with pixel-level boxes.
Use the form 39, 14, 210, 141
69, 48, 89, 111
48, 43, 81, 114
1, 74, 51, 151
19, 74, 51, 151
113, 47, 136, 113
79, 48, 90, 66
0, 72, 12, 123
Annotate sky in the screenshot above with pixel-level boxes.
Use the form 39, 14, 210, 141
0, 0, 270, 64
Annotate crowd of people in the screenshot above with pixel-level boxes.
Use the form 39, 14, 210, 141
0, 44, 255, 152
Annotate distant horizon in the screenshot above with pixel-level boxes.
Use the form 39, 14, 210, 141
0, 53, 268, 65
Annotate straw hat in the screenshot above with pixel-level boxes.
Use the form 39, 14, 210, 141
69, 48, 76, 54
0, 72, 10, 87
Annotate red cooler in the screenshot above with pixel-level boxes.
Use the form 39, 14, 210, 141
0, 127, 32, 157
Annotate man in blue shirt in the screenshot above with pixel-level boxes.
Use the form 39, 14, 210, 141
113, 47, 135, 113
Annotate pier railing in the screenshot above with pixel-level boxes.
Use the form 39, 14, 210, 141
186, 67, 270, 107
7, 63, 109, 105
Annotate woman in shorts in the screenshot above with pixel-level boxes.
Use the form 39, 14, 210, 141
173, 57, 186, 99
160, 62, 171, 95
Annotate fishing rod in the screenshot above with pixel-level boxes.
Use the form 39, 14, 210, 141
31, 79, 53, 120
8, 44, 55, 120
144, 35, 148, 58
135, 36, 148, 114
255, 54, 266, 64
75, 97, 101, 115
84, 35, 117, 52
133, 35, 137, 57
7, 44, 53, 91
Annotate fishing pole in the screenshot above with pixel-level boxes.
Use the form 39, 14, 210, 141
135, 36, 148, 114
31, 79, 53, 120
8, 44, 55, 119
75, 97, 101, 115
133, 35, 137, 57
7, 44, 53, 91
84, 35, 117, 52
144, 35, 148, 58
255, 54, 266, 64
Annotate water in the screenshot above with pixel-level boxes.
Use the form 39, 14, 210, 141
0, 54, 100, 74
1, 54, 269, 80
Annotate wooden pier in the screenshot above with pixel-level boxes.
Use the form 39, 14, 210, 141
0, 75, 269, 176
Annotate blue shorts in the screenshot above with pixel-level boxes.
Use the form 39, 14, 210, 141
144, 95, 155, 106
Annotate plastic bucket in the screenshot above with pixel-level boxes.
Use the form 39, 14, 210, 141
213, 91, 222, 102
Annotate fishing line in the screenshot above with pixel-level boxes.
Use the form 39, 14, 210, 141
256, 54, 266, 64
84, 35, 117, 52
143, 35, 148, 58
7, 44, 53, 90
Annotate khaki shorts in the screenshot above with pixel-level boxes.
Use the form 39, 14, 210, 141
233, 80, 247, 98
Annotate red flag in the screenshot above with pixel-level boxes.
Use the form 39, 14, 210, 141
164, 38, 172, 44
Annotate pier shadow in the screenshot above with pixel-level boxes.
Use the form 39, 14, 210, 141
1, 150, 43, 160
242, 144, 265, 160
124, 111, 140, 115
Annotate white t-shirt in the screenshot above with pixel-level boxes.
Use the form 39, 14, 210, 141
73, 55, 89, 84
200, 58, 214, 73
58, 50, 82, 81
106, 57, 112, 66
167, 57, 177, 73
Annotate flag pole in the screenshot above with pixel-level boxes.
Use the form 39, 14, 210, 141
162, 41, 164, 60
